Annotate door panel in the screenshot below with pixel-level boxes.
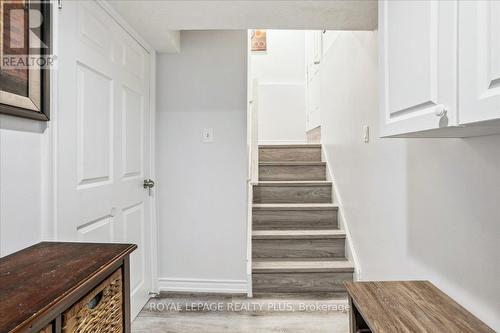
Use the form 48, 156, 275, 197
306, 31, 322, 131
307, 75, 321, 130
306, 31, 322, 80
58, 0, 152, 320
123, 203, 145, 292
122, 42, 145, 80
122, 86, 144, 179
379, 0, 457, 136
77, 216, 114, 242
77, 3, 114, 60
459, 0, 500, 124
387, 1, 435, 114
76, 64, 113, 187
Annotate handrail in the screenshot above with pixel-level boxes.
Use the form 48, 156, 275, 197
250, 79, 259, 184
246, 79, 259, 297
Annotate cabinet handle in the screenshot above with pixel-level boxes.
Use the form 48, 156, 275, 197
435, 105, 447, 117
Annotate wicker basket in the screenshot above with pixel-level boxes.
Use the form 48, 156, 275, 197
62, 269, 123, 333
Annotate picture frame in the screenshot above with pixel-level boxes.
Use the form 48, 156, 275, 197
251, 29, 267, 53
0, 0, 51, 121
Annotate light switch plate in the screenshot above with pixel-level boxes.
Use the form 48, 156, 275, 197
202, 128, 214, 143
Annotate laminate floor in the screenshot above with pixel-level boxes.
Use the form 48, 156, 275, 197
132, 293, 349, 333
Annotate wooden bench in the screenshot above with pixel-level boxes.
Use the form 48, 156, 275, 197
345, 281, 495, 333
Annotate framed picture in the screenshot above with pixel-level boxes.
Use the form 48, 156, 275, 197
0, 0, 51, 121
251, 29, 267, 53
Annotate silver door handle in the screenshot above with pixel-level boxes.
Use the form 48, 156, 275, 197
143, 179, 155, 195
143, 179, 155, 188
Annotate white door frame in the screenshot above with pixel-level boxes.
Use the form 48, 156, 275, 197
49, 0, 159, 293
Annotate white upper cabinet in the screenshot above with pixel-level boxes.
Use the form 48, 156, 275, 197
379, 0, 457, 137
379, 0, 500, 137
459, 1, 500, 124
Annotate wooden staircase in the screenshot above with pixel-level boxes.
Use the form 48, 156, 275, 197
252, 144, 354, 294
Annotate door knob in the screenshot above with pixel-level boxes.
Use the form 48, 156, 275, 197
143, 179, 155, 195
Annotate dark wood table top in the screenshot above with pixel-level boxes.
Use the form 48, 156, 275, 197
345, 281, 495, 333
0, 242, 136, 333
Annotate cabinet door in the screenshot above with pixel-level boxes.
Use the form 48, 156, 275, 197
379, 1, 457, 137
459, 1, 500, 124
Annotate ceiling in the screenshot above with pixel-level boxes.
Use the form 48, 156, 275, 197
108, 0, 378, 53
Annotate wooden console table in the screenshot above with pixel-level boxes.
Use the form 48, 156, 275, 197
345, 281, 495, 333
0, 242, 136, 333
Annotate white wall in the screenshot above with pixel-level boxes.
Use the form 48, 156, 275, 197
305, 31, 342, 131
0, 116, 48, 256
251, 30, 307, 143
251, 30, 306, 83
319, 31, 500, 330
156, 30, 248, 292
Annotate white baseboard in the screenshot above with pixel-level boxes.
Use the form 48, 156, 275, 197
158, 278, 248, 294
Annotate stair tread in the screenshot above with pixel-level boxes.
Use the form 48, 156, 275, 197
250, 293, 349, 301
253, 260, 354, 273
253, 203, 338, 210
259, 161, 326, 166
254, 229, 345, 236
256, 181, 332, 186
259, 144, 321, 148
253, 229, 345, 239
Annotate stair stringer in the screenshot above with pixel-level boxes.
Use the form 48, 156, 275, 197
322, 147, 361, 281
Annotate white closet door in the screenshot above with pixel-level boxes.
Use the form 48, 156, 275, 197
57, 0, 153, 319
459, 1, 500, 124
306, 31, 322, 130
379, 0, 457, 136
